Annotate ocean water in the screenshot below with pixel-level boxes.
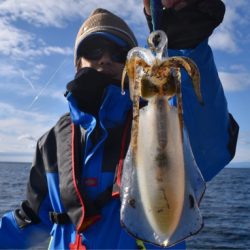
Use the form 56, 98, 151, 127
0, 161, 249, 249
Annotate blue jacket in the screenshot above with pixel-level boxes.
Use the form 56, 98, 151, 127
0, 40, 238, 249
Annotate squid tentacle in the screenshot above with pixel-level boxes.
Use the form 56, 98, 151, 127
160, 57, 203, 105
173, 68, 184, 141
122, 55, 150, 165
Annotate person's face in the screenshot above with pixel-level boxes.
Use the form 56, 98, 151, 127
78, 38, 128, 80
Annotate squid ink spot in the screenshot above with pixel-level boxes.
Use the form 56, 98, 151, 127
155, 151, 167, 167
157, 208, 164, 213
128, 198, 136, 208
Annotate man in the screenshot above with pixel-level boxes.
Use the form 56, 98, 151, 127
0, 1, 238, 249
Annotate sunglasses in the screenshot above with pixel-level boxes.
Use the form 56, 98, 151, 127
79, 39, 128, 64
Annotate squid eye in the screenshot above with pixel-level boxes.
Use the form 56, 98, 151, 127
141, 76, 159, 99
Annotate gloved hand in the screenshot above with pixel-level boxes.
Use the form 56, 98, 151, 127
66, 67, 120, 115
144, 0, 196, 14
162, 0, 192, 10
144, 0, 225, 49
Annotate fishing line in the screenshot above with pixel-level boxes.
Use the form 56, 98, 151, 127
28, 59, 67, 109
150, 0, 164, 30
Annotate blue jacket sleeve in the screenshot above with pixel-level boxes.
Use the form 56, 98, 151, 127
168, 40, 239, 181
0, 144, 53, 248
0, 211, 50, 248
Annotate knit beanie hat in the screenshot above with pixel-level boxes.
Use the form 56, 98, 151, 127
74, 8, 138, 66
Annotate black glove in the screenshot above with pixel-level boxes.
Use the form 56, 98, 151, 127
66, 68, 120, 115
145, 0, 225, 49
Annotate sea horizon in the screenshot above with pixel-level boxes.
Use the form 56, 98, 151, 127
1, 160, 249, 168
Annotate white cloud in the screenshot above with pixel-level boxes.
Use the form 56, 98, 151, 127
209, 0, 250, 53
18, 134, 37, 150
0, 0, 75, 28
0, 61, 44, 97
0, 102, 57, 124
0, 0, 146, 60
0, 17, 73, 59
0, 57, 70, 101
218, 63, 250, 92
229, 64, 247, 72
0, 61, 46, 79
18, 134, 37, 142
0, 0, 145, 27
209, 31, 237, 53
233, 131, 250, 162
219, 71, 250, 92
1, 0, 248, 56
0, 102, 58, 154
238, 132, 250, 146
0, 63, 19, 78
43, 46, 73, 56
0, 19, 33, 56
50, 90, 68, 103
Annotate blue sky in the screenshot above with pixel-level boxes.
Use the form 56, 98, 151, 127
0, 0, 249, 163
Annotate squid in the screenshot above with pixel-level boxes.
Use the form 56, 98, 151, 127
120, 30, 206, 247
